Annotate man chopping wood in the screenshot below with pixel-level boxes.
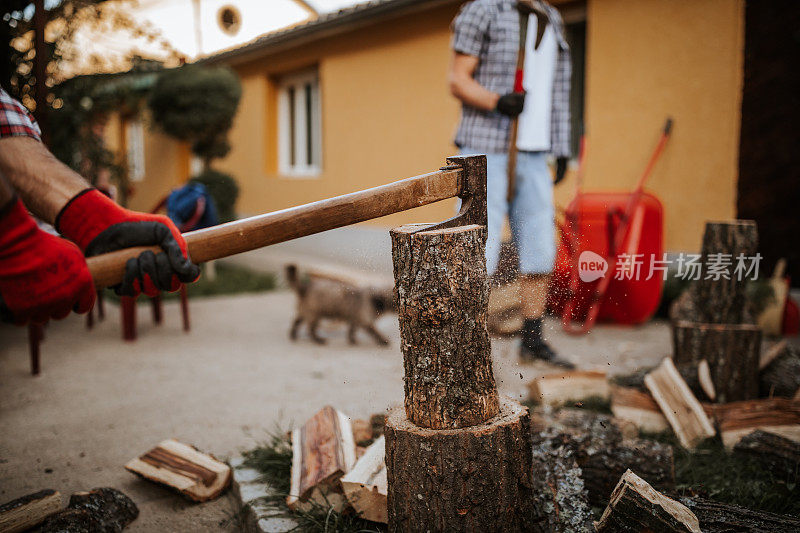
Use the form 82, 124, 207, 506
0, 88, 199, 325
449, 0, 573, 367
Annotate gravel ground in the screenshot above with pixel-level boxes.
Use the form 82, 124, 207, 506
0, 290, 670, 531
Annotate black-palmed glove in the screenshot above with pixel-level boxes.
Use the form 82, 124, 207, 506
56, 189, 200, 297
554, 157, 568, 185
495, 92, 525, 117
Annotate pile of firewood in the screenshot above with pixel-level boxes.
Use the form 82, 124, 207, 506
526, 364, 800, 531
286, 406, 388, 524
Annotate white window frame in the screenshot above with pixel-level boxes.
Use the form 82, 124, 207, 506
126, 118, 145, 182
278, 69, 322, 178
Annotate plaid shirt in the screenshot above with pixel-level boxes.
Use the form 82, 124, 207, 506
0, 88, 42, 141
452, 0, 571, 157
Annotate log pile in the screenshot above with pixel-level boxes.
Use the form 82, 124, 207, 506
670, 220, 762, 403
0, 487, 138, 533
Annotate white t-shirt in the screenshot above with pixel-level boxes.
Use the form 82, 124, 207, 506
516, 14, 558, 152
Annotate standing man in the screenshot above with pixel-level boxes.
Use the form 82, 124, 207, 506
449, 0, 573, 367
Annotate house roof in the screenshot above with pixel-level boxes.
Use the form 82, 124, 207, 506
201, 0, 459, 65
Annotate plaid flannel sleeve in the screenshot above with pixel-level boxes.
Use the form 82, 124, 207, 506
547, 4, 572, 159
0, 88, 42, 141
451, 0, 491, 57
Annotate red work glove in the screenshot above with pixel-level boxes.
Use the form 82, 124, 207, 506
0, 198, 95, 325
56, 189, 200, 297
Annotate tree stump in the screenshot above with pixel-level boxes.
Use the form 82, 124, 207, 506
386, 206, 535, 532
672, 321, 761, 402
385, 398, 535, 532
695, 221, 758, 325
390, 224, 498, 429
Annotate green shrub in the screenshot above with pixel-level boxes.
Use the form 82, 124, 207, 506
190, 168, 239, 222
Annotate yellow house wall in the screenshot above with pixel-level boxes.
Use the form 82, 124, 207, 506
121, 0, 744, 252
557, 0, 745, 252
216, 4, 463, 228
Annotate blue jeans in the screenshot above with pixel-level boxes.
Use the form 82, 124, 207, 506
461, 149, 556, 276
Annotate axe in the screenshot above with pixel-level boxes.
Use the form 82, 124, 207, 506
506, 0, 549, 202
86, 155, 487, 289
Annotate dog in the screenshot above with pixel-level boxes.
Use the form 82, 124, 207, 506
285, 264, 393, 346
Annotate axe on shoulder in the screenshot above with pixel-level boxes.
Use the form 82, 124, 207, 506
506, 0, 549, 203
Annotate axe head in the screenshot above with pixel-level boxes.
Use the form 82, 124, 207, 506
409, 155, 487, 235
517, 0, 549, 50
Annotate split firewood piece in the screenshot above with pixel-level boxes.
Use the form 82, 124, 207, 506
287, 405, 356, 512
644, 358, 715, 448
527, 370, 610, 406
733, 429, 800, 477
713, 397, 800, 448
0, 489, 62, 533
759, 342, 800, 398
595, 470, 701, 533
125, 439, 231, 502
679, 495, 800, 532
351, 418, 373, 446
614, 361, 716, 402
611, 386, 670, 433
340, 436, 387, 524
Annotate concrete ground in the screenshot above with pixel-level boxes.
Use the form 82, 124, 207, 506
0, 287, 670, 531
0, 227, 675, 531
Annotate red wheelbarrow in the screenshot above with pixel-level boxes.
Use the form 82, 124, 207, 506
548, 118, 673, 334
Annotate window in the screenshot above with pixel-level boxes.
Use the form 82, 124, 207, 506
126, 118, 145, 182
218, 6, 242, 36
278, 70, 321, 177
562, 3, 586, 158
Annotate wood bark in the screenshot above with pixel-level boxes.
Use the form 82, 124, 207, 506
124, 439, 231, 502
595, 470, 701, 533
679, 496, 800, 533
645, 358, 716, 449
760, 343, 800, 398
733, 429, 800, 478
532, 408, 675, 507
391, 224, 498, 429
581, 439, 675, 507
287, 405, 356, 512
528, 430, 595, 532
385, 398, 536, 532
672, 320, 761, 402
0, 489, 62, 533
713, 398, 800, 448
695, 220, 758, 324
35, 488, 138, 533
66, 488, 138, 532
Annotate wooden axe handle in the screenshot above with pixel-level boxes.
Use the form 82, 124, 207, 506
87, 167, 462, 289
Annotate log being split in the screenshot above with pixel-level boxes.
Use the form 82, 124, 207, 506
390, 224, 498, 429
386, 218, 535, 531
